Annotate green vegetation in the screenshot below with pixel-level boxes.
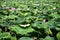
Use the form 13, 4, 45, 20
0, 0, 60, 40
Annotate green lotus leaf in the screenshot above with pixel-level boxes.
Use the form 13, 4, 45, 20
0, 32, 11, 39
44, 36, 54, 40
9, 25, 35, 35
56, 32, 60, 40
11, 37, 17, 40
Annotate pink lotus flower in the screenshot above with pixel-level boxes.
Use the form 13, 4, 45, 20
11, 8, 16, 11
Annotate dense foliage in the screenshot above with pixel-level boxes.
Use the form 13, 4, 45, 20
0, 0, 60, 40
